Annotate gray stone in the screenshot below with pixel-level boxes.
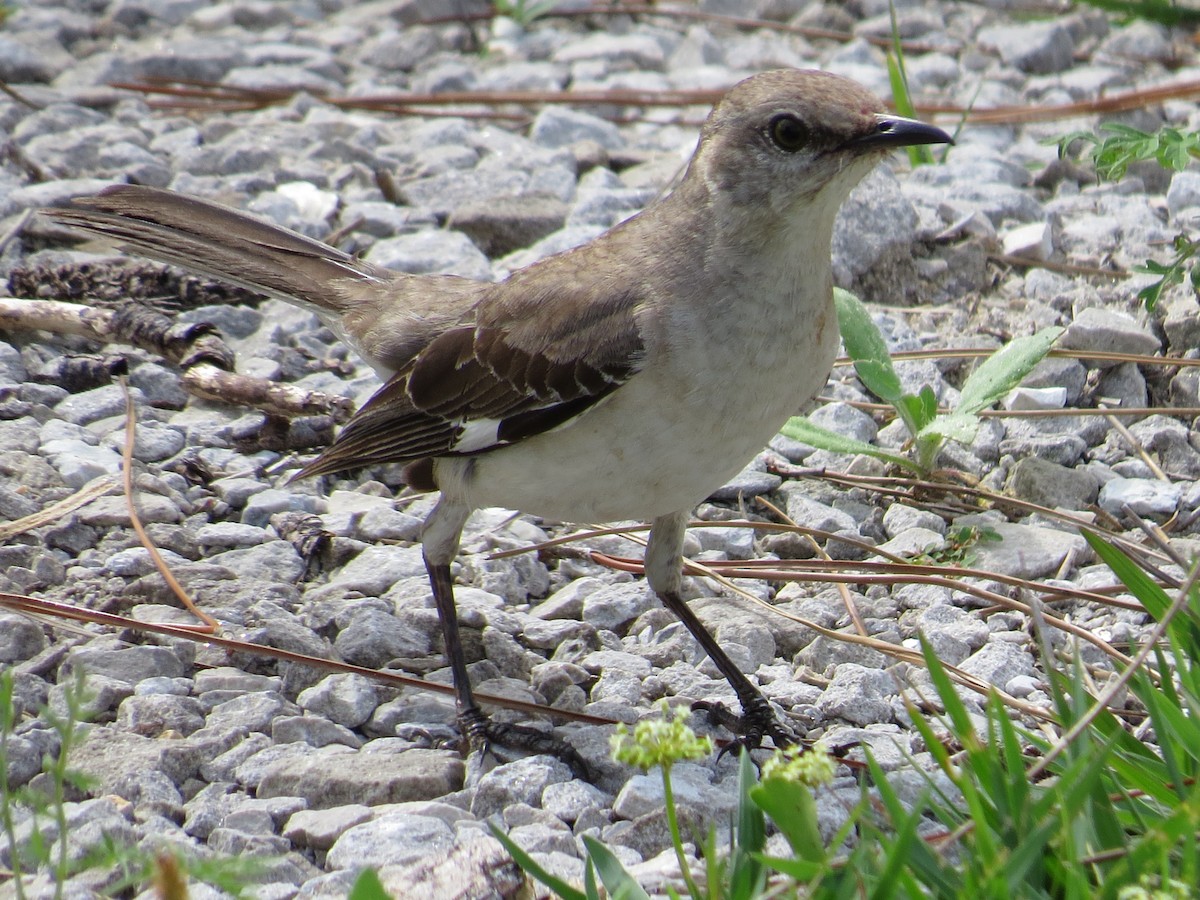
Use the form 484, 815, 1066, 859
241, 488, 325, 528
366, 229, 493, 280
817, 664, 895, 726
257, 747, 464, 808
40, 438, 123, 487
0, 35, 60, 82
530, 106, 624, 151
322, 544, 427, 597
297, 673, 378, 728
199, 733, 273, 783
708, 455, 783, 501
581, 583, 656, 632
910, 604, 989, 651
1098, 20, 1172, 63
958, 641, 1036, 688
205, 692, 291, 733
272, 715, 363, 748
1098, 477, 1182, 519
209, 540, 308, 583
613, 762, 734, 823
283, 804, 373, 851
334, 607, 432, 669
1096, 361, 1147, 412
967, 521, 1088, 580
115, 693, 205, 737
833, 168, 924, 299
1167, 170, 1200, 218
979, 20, 1074, 73
355, 506, 425, 543
552, 32, 666, 70
1007, 457, 1099, 510
326, 812, 455, 871
54, 384, 142, 426
882, 504, 947, 538
470, 755, 574, 819
532, 576, 606, 620
450, 194, 569, 257
195, 667, 282, 695
0, 613, 47, 663
781, 488, 858, 535
66, 643, 189, 684
1059, 307, 1161, 364
1128, 415, 1200, 479
874, 527, 944, 558
128, 362, 189, 409
195, 522, 270, 548
541, 780, 610, 824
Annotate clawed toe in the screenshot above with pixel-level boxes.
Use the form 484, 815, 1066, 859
691, 698, 800, 759
458, 707, 591, 780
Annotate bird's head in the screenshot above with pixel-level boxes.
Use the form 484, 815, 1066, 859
689, 69, 952, 226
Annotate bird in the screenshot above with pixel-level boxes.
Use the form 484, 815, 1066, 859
45, 68, 952, 774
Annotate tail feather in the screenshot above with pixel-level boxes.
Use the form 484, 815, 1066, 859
45, 184, 388, 315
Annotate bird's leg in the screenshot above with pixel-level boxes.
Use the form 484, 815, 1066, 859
422, 498, 588, 777
646, 512, 799, 752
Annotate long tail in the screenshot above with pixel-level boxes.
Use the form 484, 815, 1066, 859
43, 184, 389, 315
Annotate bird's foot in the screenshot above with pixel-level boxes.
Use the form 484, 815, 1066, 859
692, 696, 800, 760
458, 707, 591, 780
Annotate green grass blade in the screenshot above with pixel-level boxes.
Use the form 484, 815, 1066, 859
491, 824, 589, 900
581, 836, 654, 900
730, 750, 765, 899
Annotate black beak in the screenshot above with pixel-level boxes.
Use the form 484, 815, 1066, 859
845, 114, 954, 152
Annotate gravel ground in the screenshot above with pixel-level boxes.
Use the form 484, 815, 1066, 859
3, 1, 1200, 897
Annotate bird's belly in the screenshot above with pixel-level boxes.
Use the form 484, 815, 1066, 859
442, 307, 837, 523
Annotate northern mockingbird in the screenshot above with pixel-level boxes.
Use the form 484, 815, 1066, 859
47, 69, 951, 773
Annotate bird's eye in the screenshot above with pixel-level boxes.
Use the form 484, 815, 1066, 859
768, 114, 809, 152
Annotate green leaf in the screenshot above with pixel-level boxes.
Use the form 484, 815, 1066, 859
956, 326, 1063, 417
491, 824, 589, 900
749, 779, 826, 863
755, 853, 825, 881
917, 411, 978, 446
582, 836, 654, 900
348, 869, 392, 900
780, 417, 921, 472
730, 750, 766, 898
834, 288, 905, 407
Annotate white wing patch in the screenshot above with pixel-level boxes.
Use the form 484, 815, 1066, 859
451, 418, 504, 453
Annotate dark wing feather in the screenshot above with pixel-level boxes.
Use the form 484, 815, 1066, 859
297, 276, 646, 480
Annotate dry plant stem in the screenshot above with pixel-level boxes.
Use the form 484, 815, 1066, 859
592, 550, 1137, 678
0, 475, 117, 541
495, 519, 1151, 610
0, 591, 618, 727
0, 207, 32, 255
119, 376, 219, 634
0, 297, 354, 422
110, 66, 1200, 127
589, 548, 1057, 721
792, 468, 1176, 569
756, 493, 870, 638
1101, 403, 1170, 481
828, 400, 1200, 421
833, 347, 1188, 370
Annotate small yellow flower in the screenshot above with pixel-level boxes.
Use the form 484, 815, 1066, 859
760, 744, 837, 788
610, 702, 714, 771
